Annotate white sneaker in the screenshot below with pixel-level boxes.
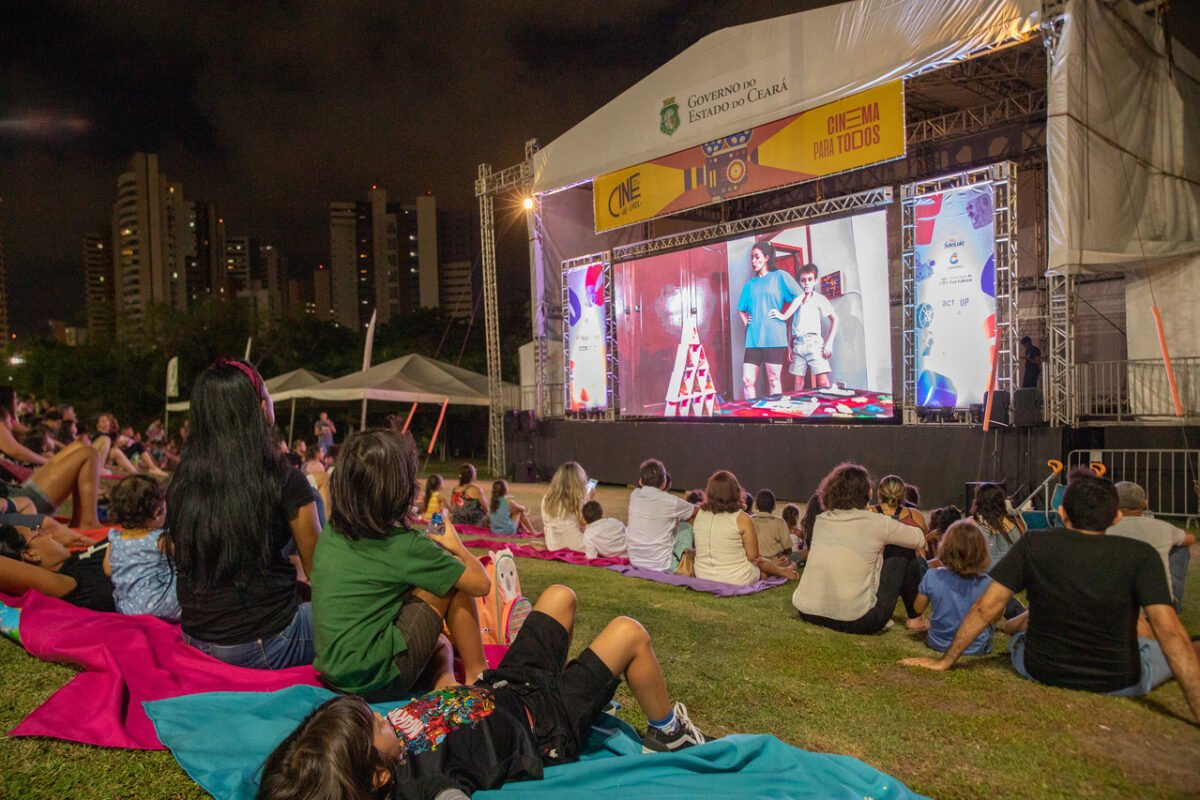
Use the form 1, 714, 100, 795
642, 702, 707, 753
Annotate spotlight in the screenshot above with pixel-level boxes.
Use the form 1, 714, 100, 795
522, 197, 534, 211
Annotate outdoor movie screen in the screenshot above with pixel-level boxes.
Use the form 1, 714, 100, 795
613, 208, 894, 420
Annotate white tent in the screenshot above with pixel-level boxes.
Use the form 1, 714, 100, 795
296, 354, 518, 407
166, 367, 331, 413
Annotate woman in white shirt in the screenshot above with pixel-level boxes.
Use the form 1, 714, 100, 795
693, 470, 797, 586
793, 463, 926, 634
540, 461, 590, 552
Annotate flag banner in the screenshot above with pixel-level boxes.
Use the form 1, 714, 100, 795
593, 81, 904, 233
166, 357, 180, 399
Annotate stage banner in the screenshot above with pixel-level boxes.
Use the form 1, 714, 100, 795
913, 184, 997, 408
593, 81, 904, 233
565, 262, 609, 411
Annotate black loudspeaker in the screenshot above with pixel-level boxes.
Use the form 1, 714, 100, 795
1013, 388, 1044, 426
515, 461, 538, 482
503, 410, 519, 437
965, 480, 1007, 511
981, 391, 1010, 425
518, 409, 538, 433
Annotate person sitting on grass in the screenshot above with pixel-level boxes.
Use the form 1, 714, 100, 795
902, 470, 1200, 724
312, 428, 490, 701
969, 483, 1027, 620
540, 462, 591, 553
0, 523, 114, 611
422, 474, 448, 520
488, 480, 536, 535
782, 503, 807, 565
914, 520, 1020, 656
925, 505, 964, 567
693, 470, 798, 586
449, 464, 488, 528
581, 500, 627, 560
256, 585, 706, 800
625, 458, 697, 572
750, 488, 798, 566
793, 463, 926, 634
0, 388, 107, 530
871, 474, 930, 631
102, 474, 180, 623
1108, 481, 1195, 612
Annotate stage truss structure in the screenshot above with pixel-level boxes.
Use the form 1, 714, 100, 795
561, 251, 618, 420
475, 138, 538, 478
901, 162, 1019, 424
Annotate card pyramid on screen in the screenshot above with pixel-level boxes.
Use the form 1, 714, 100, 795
664, 318, 719, 417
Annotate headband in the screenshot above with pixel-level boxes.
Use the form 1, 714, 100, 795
214, 358, 265, 397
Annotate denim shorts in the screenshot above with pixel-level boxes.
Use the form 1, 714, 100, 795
1009, 633, 1172, 696
12, 481, 54, 514
183, 602, 314, 670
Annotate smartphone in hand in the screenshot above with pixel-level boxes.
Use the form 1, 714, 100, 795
586, 478, 598, 495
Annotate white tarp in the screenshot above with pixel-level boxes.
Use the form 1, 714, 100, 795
1047, 0, 1200, 275
533, 0, 1042, 194
295, 354, 517, 408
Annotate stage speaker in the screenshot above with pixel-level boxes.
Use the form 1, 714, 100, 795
504, 410, 519, 437
1013, 388, 1044, 426
965, 480, 1007, 511
514, 461, 538, 482
518, 409, 538, 433
981, 391, 1010, 425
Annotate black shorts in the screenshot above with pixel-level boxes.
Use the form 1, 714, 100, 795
743, 346, 788, 367
483, 611, 619, 764
361, 594, 444, 702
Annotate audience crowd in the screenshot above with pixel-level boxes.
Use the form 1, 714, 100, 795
0, 364, 1198, 799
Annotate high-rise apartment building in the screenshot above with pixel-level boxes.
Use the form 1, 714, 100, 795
328, 190, 479, 326
111, 153, 191, 329
313, 264, 334, 322
84, 231, 115, 338
437, 208, 478, 319
187, 201, 226, 302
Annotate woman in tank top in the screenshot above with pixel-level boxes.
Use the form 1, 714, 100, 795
693, 470, 797, 586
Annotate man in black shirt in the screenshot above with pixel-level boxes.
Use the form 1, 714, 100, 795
1020, 336, 1042, 388
901, 471, 1200, 723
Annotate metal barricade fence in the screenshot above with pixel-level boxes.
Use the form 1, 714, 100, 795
1067, 449, 1200, 525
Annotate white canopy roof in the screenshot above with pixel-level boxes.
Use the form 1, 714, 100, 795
166, 366, 331, 413
296, 354, 516, 407
532, 0, 1043, 194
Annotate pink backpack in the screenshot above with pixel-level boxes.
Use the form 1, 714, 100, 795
476, 548, 533, 646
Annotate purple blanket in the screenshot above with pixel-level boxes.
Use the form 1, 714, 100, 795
603, 565, 786, 596
1, 591, 320, 749
461, 540, 630, 567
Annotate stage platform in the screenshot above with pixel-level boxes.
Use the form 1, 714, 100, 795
505, 419, 1200, 510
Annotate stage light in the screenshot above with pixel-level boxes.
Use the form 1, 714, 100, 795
522, 197, 534, 211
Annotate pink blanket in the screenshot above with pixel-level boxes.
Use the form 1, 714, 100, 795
461, 540, 630, 567
1, 591, 320, 750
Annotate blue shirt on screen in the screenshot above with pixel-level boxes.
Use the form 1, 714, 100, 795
919, 567, 993, 655
737, 270, 800, 349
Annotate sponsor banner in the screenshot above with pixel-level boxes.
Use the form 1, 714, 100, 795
565, 262, 609, 411
913, 184, 997, 408
594, 81, 904, 233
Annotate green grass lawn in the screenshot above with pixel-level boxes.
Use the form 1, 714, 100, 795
2, 485, 1199, 798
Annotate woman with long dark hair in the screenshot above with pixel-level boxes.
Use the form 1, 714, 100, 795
167, 358, 321, 669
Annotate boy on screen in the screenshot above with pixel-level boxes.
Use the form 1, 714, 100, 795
771, 263, 839, 389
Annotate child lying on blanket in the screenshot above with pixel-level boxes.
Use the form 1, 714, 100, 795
257, 585, 707, 800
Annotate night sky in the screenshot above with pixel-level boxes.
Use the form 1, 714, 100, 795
2, 2, 1195, 339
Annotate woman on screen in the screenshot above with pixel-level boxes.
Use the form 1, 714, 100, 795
736, 242, 800, 399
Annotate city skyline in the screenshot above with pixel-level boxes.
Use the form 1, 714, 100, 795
2, 2, 1197, 339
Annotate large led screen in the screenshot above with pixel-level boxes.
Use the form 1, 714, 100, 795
912, 185, 996, 408
564, 261, 609, 412
614, 209, 893, 420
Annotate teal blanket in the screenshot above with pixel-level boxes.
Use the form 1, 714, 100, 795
145, 685, 925, 800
